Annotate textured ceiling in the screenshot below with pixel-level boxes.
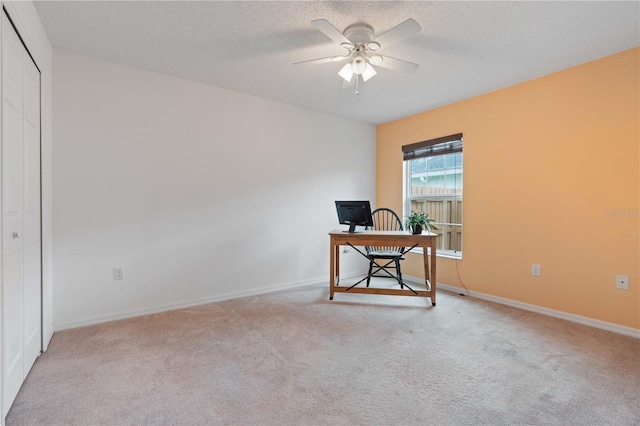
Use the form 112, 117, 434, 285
34, 1, 639, 124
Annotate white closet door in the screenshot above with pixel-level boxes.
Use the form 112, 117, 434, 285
2, 12, 41, 417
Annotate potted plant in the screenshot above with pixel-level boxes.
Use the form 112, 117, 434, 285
403, 211, 434, 234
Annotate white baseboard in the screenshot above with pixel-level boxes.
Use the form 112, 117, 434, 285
54, 274, 342, 331
403, 276, 640, 339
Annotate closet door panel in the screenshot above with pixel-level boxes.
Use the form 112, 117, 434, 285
2, 13, 26, 413
22, 48, 41, 373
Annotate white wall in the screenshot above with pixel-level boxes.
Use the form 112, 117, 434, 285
53, 50, 376, 329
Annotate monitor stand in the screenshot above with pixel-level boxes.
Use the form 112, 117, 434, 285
343, 223, 362, 233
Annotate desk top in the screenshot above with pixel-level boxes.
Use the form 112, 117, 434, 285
329, 229, 437, 236
329, 229, 437, 247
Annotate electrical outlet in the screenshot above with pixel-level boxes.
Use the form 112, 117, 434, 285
616, 275, 629, 290
113, 267, 124, 280
532, 264, 541, 276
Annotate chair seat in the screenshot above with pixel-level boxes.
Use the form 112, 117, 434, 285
367, 250, 404, 259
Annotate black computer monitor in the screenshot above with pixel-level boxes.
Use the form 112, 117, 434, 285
335, 200, 374, 233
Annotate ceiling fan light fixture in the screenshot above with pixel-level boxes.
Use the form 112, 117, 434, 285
340, 42, 354, 50
362, 63, 377, 82
338, 63, 354, 82
351, 55, 367, 75
367, 41, 380, 51
369, 54, 383, 65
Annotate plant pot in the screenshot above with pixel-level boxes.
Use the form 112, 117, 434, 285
412, 225, 423, 235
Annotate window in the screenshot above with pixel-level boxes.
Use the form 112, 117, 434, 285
403, 134, 463, 258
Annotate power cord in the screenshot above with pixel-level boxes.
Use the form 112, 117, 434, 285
455, 257, 471, 296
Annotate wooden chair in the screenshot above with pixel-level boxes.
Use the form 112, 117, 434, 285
365, 208, 408, 288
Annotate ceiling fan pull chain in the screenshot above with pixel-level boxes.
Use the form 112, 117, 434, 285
356, 75, 360, 95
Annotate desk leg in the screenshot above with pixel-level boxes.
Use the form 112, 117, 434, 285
335, 244, 340, 285
430, 239, 437, 306
329, 239, 335, 300
423, 247, 431, 303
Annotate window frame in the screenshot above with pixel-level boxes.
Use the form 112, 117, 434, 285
402, 134, 463, 259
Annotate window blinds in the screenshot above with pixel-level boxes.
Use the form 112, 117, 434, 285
402, 133, 463, 161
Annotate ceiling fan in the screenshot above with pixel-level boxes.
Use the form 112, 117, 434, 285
294, 18, 422, 94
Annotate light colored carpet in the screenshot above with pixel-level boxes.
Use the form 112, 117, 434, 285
6, 283, 640, 425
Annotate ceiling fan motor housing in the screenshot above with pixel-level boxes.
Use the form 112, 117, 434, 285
343, 23, 375, 44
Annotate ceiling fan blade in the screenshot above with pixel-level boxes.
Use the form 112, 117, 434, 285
372, 18, 421, 49
375, 56, 420, 74
293, 56, 348, 66
312, 19, 351, 44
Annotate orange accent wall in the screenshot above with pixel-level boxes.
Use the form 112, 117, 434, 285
377, 48, 639, 329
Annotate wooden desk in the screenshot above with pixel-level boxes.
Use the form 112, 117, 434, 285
329, 230, 437, 305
